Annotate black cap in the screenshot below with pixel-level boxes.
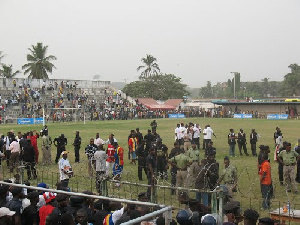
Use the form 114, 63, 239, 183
258, 217, 274, 225
10, 187, 23, 195
27, 191, 39, 199
56, 194, 68, 202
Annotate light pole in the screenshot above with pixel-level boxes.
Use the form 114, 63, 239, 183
230, 72, 238, 99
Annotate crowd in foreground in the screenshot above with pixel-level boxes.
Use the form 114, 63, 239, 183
0, 122, 299, 224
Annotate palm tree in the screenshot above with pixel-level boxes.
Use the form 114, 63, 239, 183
137, 54, 160, 79
0, 64, 20, 78
0, 51, 5, 64
22, 43, 57, 79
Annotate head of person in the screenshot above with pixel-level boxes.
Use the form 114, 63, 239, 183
60, 151, 68, 160
56, 194, 69, 208
109, 134, 114, 142
147, 129, 151, 134
90, 138, 94, 145
176, 209, 193, 225
207, 153, 215, 162
138, 192, 149, 202
174, 141, 179, 148
230, 128, 234, 133
76, 208, 88, 224
286, 143, 291, 152
258, 217, 275, 225
201, 214, 217, 225
156, 138, 162, 144
149, 147, 155, 156
240, 128, 243, 133
251, 128, 255, 133
177, 123, 180, 128
61, 212, 76, 225
10, 187, 23, 199
109, 201, 122, 211
136, 128, 140, 133
243, 209, 259, 225
223, 201, 242, 224
76, 131, 79, 137
27, 191, 40, 205
224, 156, 230, 168
60, 134, 65, 139
17, 132, 22, 139
96, 133, 99, 139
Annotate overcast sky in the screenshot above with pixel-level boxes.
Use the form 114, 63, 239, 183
1, 0, 300, 88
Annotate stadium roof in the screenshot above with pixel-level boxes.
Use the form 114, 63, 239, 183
137, 98, 176, 110
164, 99, 183, 107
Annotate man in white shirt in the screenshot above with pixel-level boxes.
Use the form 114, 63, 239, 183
178, 123, 186, 147
58, 151, 72, 188
94, 133, 104, 147
203, 124, 214, 150
192, 124, 201, 150
175, 124, 181, 141
94, 145, 108, 194
9, 137, 20, 174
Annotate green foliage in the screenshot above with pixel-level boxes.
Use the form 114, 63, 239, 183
282, 64, 300, 96
22, 43, 57, 79
123, 74, 188, 100
0, 64, 20, 78
137, 54, 160, 79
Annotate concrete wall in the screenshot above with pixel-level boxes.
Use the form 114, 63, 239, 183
0, 78, 111, 89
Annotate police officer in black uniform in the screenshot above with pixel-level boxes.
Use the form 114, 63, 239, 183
144, 129, 155, 152
73, 131, 81, 163
169, 141, 180, 195
154, 138, 168, 180
136, 139, 148, 181
237, 129, 249, 156
54, 134, 68, 163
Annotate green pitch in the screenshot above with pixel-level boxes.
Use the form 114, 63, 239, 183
1, 118, 300, 218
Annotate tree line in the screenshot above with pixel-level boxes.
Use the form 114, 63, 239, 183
199, 64, 300, 99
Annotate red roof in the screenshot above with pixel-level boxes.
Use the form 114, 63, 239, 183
164, 99, 183, 107
137, 98, 176, 110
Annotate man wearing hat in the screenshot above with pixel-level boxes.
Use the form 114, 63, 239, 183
0, 207, 15, 224
22, 191, 39, 225
278, 142, 300, 193
223, 201, 242, 224
58, 151, 73, 188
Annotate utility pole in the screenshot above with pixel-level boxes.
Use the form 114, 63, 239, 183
230, 72, 238, 99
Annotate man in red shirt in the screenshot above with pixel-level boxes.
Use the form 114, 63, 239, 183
29, 131, 39, 163
260, 154, 272, 210
106, 135, 116, 176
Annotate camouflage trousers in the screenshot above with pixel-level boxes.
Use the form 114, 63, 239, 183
283, 165, 297, 192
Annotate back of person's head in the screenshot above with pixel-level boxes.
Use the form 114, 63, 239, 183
156, 216, 165, 225
60, 212, 75, 225
46, 212, 60, 225
243, 208, 259, 225
176, 210, 192, 225
201, 214, 217, 225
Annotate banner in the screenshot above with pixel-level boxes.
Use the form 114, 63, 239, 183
267, 114, 288, 120
17, 118, 44, 125
168, 114, 186, 119
233, 114, 253, 119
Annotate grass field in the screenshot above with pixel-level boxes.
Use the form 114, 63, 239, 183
1, 117, 300, 220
